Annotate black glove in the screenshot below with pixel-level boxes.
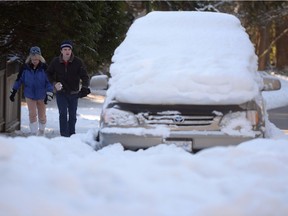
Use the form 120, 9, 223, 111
78, 87, 91, 98
44, 92, 53, 105
9, 89, 17, 102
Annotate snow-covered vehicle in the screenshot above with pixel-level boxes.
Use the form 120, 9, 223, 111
97, 11, 281, 152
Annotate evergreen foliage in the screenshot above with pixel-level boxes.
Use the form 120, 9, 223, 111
1, 1, 288, 74
0, 1, 131, 74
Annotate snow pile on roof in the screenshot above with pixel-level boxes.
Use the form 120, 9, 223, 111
108, 11, 262, 105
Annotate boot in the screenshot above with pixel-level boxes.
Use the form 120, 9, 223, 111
29, 122, 38, 135
38, 123, 46, 136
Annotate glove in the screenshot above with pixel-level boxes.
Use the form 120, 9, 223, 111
9, 89, 17, 102
78, 87, 91, 98
44, 92, 53, 105
55, 82, 63, 91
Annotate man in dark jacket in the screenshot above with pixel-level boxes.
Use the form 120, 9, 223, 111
46, 40, 90, 137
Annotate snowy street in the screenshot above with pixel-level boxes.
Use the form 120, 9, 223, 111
17, 92, 105, 139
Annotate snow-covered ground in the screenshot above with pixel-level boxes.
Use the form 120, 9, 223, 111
0, 76, 288, 216
1, 11, 288, 216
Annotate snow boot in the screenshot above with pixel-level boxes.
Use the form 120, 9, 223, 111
38, 123, 46, 136
29, 122, 38, 136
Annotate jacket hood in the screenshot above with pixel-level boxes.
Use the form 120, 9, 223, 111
24, 62, 47, 71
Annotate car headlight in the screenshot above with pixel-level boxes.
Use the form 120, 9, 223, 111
246, 110, 259, 127
220, 110, 259, 136
102, 108, 139, 126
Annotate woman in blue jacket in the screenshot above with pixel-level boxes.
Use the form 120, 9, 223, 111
9, 46, 53, 135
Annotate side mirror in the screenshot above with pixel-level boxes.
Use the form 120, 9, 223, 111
262, 77, 281, 91
90, 75, 108, 90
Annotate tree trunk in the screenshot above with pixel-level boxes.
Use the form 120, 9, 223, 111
257, 25, 271, 71
275, 15, 288, 71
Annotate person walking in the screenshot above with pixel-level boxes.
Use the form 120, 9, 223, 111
46, 40, 90, 137
9, 46, 53, 135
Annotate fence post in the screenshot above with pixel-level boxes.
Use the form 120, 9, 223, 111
0, 57, 22, 133
0, 58, 5, 132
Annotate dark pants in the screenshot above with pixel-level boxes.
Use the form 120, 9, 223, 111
56, 92, 78, 137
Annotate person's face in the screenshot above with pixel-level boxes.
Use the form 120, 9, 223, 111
61, 47, 72, 60
31, 55, 40, 67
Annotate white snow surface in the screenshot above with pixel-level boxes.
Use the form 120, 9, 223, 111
0, 77, 288, 216
1, 11, 288, 216
109, 11, 261, 105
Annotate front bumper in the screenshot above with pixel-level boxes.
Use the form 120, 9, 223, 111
99, 129, 261, 152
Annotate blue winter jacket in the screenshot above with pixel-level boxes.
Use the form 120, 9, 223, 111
13, 62, 53, 100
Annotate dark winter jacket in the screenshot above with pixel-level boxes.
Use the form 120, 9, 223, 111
46, 53, 89, 93
13, 62, 53, 100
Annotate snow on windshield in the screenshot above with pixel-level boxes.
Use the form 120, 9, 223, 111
108, 11, 262, 105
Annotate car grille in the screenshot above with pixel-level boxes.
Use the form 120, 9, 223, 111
108, 102, 248, 131
139, 113, 222, 130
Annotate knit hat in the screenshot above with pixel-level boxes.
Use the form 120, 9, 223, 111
60, 40, 73, 49
30, 46, 41, 55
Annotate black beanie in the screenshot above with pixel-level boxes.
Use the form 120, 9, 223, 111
60, 40, 73, 49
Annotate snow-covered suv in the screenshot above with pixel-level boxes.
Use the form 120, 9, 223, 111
97, 11, 280, 152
